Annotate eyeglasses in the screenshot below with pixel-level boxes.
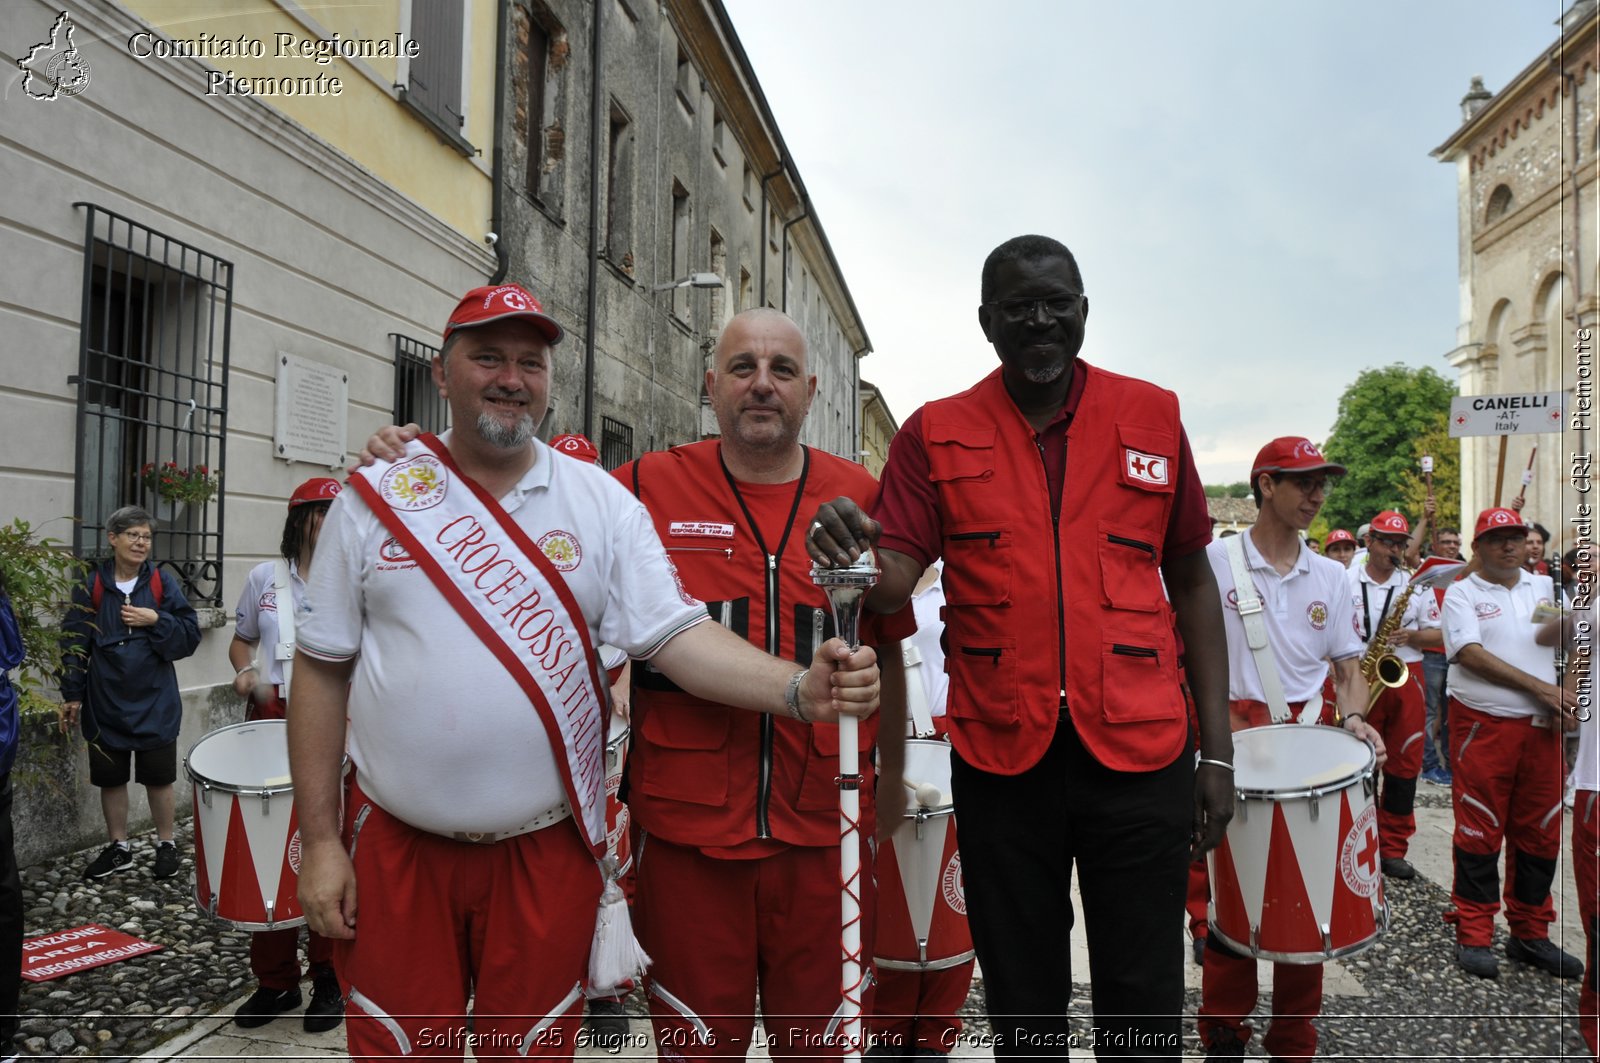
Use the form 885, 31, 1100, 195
985, 293, 1084, 324
1372, 536, 1409, 549
118, 532, 153, 544
1283, 474, 1328, 495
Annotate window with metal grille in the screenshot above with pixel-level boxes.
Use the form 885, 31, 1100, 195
393, 335, 450, 434
600, 416, 633, 471
72, 203, 232, 607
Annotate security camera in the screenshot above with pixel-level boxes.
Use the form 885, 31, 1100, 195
485, 232, 499, 246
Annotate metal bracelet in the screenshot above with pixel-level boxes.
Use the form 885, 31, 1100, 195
1196, 757, 1234, 772
785, 669, 810, 722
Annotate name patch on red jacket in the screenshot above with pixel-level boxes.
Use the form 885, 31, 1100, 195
1124, 449, 1169, 486
669, 521, 735, 538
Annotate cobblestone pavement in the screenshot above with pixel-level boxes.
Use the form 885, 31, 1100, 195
9, 787, 1596, 1060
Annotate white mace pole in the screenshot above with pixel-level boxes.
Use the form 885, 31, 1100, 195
813, 550, 879, 1063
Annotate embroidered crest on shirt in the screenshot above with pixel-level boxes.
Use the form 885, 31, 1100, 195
376, 536, 418, 571
669, 520, 735, 538
538, 530, 583, 572
1474, 601, 1501, 620
1124, 449, 1169, 486
1306, 601, 1328, 630
378, 455, 447, 511
1224, 588, 1240, 611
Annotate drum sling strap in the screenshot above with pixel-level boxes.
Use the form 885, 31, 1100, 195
1225, 533, 1299, 724
272, 559, 295, 700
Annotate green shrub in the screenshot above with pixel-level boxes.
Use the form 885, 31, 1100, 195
0, 518, 89, 718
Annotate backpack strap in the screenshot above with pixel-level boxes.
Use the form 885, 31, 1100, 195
92, 566, 164, 609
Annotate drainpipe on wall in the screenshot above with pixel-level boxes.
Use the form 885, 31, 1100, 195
757, 161, 785, 305
582, 0, 605, 439
488, 0, 511, 283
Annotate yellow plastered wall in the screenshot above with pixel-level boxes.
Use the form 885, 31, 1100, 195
122, 0, 495, 239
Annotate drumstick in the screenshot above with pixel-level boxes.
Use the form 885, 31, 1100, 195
902, 779, 943, 807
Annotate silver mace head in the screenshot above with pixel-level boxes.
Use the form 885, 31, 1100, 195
811, 547, 880, 651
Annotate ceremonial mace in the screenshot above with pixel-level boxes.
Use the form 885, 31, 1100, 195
812, 549, 879, 1063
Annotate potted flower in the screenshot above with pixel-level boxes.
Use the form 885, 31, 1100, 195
141, 461, 220, 521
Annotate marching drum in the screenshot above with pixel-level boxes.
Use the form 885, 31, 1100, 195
604, 712, 632, 874
874, 738, 975, 971
1207, 725, 1387, 964
187, 720, 318, 930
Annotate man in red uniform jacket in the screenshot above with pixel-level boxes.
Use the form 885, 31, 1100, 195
810, 235, 1233, 1060
615, 308, 911, 1061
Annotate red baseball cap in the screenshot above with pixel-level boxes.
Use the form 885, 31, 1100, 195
289, 477, 342, 508
549, 433, 600, 464
1369, 510, 1410, 537
443, 284, 565, 346
1250, 437, 1346, 479
1325, 528, 1356, 547
1473, 507, 1528, 541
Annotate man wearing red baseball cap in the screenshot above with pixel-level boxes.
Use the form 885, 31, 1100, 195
1440, 508, 1583, 980
1346, 509, 1442, 881
227, 477, 344, 1031
293, 286, 883, 1062
1197, 435, 1383, 1061
1323, 528, 1358, 568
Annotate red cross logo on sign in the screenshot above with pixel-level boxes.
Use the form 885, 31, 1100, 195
1455, 414, 1468, 426
1125, 449, 1169, 486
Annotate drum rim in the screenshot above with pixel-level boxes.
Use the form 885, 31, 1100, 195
1206, 899, 1387, 965
184, 719, 295, 794
1229, 724, 1377, 801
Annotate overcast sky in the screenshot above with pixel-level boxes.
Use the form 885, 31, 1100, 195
721, 0, 1568, 484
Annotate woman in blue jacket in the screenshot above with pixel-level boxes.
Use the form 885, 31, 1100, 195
60, 505, 200, 880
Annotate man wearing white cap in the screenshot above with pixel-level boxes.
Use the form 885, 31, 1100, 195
1346, 509, 1442, 880
1442, 507, 1583, 981
291, 284, 881, 1061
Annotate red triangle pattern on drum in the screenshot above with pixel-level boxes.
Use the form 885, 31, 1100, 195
1329, 792, 1382, 949
218, 796, 266, 925
1259, 804, 1321, 955
191, 793, 212, 911
1209, 835, 1252, 949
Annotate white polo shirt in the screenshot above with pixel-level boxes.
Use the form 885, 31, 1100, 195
1207, 529, 1362, 703
1346, 562, 1440, 665
1442, 569, 1557, 719
297, 435, 708, 836
233, 558, 304, 688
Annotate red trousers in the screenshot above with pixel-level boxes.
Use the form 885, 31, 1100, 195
633, 834, 875, 1061
251, 925, 333, 990
1445, 700, 1564, 946
333, 778, 600, 1060
1367, 670, 1425, 860
1576, 789, 1599, 1060
869, 962, 973, 1053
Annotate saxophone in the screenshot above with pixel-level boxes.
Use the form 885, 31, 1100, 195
1360, 574, 1417, 713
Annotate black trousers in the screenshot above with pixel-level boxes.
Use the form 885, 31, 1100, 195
0, 774, 20, 1046
952, 719, 1192, 1061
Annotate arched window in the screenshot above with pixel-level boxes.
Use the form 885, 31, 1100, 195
1486, 184, 1514, 223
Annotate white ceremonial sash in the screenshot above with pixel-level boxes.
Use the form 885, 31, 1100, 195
349, 434, 609, 858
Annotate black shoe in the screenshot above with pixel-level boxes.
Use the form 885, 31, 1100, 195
304, 968, 344, 1033
1193, 935, 1207, 966
234, 985, 302, 1028
152, 841, 180, 880
1457, 944, 1499, 979
1380, 856, 1417, 880
1205, 1029, 1246, 1059
84, 842, 132, 879
585, 997, 628, 1052
1506, 935, 1585, 979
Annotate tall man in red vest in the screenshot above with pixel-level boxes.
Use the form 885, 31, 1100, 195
614, 307, 912, 1061
809, 235, 1235, 1059
290, 286, 881, 1062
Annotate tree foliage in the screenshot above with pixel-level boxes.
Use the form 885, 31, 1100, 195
0, 518, 88, 717
1203, 482, 1252, 499
1320, 365, 1457, 534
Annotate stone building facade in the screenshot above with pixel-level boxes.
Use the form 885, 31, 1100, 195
1435, 1, 1599, 534
495, 0, 871, 461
